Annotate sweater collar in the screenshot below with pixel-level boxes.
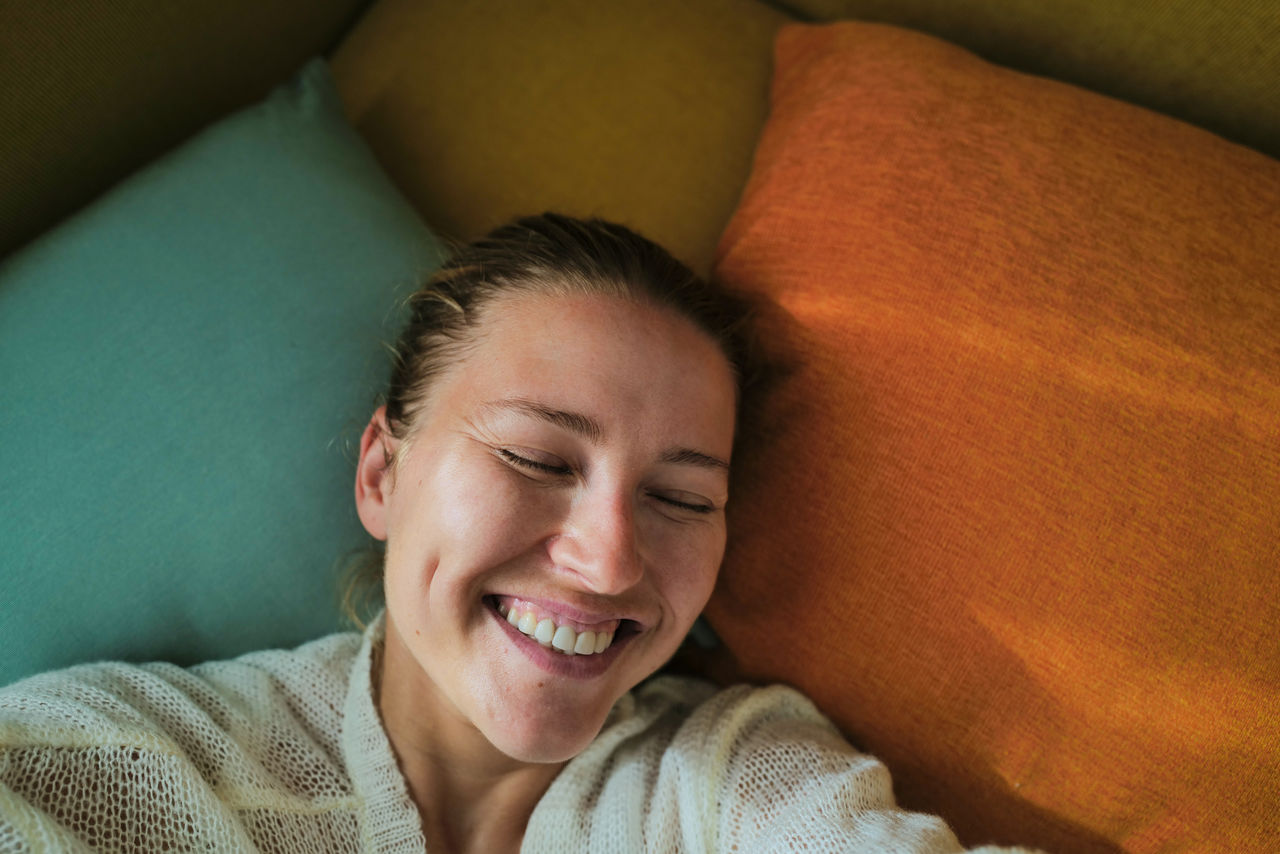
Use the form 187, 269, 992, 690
341, 611, 429, 853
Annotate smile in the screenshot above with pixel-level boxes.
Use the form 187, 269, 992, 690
483, 595, 642, 676
496, 599, 616, 656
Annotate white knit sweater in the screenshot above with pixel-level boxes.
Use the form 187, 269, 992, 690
0, 617, 1035, 853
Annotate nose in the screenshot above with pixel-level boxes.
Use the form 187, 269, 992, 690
547, 488, 644, 595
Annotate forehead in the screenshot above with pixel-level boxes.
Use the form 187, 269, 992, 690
437, 291, 738, 451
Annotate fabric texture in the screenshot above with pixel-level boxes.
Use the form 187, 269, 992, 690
0, 617, 1036, 853
708, 21, 1280, 854
329, 0, 786, 275
0, 60, 444, 686
779, 0, 1280, 160
0, 0, 369, 258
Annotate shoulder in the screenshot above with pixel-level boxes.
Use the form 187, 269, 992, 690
617, 675, 869, 774
653, 677, 899, 810
189, 630, 363, 732
535, 676, 980, 853
0, 629, 361, 755
557, 674, 865, 781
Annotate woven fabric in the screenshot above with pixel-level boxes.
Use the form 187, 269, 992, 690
0, 60, 444, 688
0, 0, 367, 258
1, 618, 1037, 852
780, 0, 1280, 160
709, 20, 1280, 854
329, 0, 786, 274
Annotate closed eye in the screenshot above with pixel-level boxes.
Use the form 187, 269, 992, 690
649, 492, 716, 515
499, 449, 716, 513
498, 448, 572, 476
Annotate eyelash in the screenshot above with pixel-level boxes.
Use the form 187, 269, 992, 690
498, 448, 571, 476
497, 449, 715, 514
659, 498, 716, 515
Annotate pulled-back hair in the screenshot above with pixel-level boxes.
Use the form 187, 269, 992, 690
383, 212, 765, 445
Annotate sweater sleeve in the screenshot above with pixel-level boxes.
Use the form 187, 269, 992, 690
0, 633, 365, 854
673, 682, 1040, 854
0, 662, 263, 852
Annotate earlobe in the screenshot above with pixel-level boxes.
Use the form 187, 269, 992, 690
354, 406, 397, 541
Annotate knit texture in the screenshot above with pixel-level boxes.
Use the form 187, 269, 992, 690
1, 617, 1035, 852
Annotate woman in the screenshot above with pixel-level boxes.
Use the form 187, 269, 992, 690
0, 214, 1032, 852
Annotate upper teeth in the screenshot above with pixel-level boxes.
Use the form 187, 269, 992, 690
498, 601, 615, 656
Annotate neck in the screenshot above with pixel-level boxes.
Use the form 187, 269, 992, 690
375, 618, 564, 854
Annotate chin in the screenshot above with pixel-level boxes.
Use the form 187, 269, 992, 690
493, 727, 602, 765
484, 704, 614, 765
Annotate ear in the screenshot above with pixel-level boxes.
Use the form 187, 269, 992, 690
355, 406, 398, 541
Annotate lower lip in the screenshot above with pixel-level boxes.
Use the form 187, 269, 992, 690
487, 603, 631, 680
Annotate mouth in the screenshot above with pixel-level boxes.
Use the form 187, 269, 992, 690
483, 595, 642, 659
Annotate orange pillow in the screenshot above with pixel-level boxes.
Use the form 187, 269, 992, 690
710, 22, 1280, 854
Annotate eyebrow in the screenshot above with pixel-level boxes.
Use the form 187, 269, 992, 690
660, 447, 730, 473
481, 397, 730, 472
482, 397, 602, 443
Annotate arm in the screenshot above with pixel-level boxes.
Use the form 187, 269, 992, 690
684, 683, 1041, 853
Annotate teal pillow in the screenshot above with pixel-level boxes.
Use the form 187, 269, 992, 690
0, 61, 444, 686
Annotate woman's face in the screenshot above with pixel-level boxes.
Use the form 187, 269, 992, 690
357, 291, 737, 764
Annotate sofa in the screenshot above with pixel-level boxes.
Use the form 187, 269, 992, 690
2, 2, 1277, 852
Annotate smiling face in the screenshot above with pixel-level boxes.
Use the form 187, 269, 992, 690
356, 290, 738, 764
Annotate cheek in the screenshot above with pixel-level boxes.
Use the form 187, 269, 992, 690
382, 456, 517, 578
431, 459, 561, 565
646, 522, 726, 617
